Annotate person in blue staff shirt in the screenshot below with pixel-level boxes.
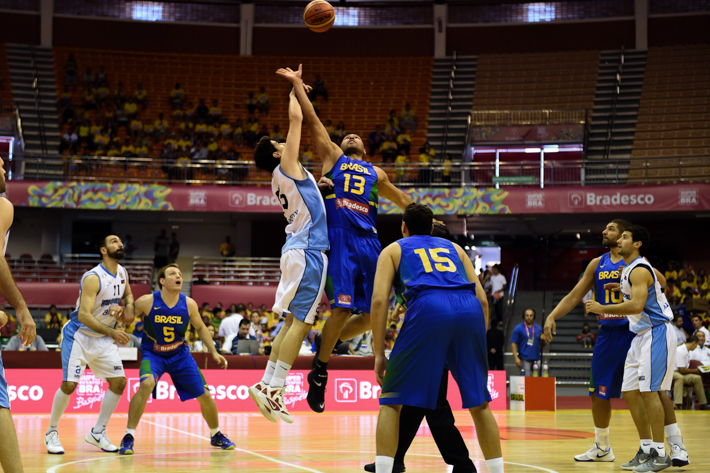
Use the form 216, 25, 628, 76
511, 308, 545, 376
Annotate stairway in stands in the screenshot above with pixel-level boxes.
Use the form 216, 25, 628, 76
586, 49, 647, 184
427, 56, 476, 160
547, 291, 596, 385
6, 44, 60, 155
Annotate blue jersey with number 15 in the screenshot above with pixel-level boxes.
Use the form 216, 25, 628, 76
394, 235, 475, 307
595, 252, 628, 327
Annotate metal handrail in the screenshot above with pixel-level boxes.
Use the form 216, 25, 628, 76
441, 50, 456, 159
503, 264, 519, 351
603, 49, 624, 159
13, 154, 710, 187
28, 46, 48, 154
470, 109, 587, 125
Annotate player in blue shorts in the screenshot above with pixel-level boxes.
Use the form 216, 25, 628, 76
279, 65, 415, 413
544, 219, 633, 462
248, 76, 329, 423
371, 203, 504, 473
118, 264, 234, 454
0, 164, 37, 472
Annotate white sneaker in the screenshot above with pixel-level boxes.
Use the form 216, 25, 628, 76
258, 385, 293, 424
44, 430, 65, 454
670, 443, 689, 467
249, 382, 278, 423
85, 430, 119, 452
574, 443, 615, 462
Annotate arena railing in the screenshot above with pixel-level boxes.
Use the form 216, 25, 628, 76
192, 256, 281, 285
469, 109, 587, 126
15, 154, 710, 187
9, 254, 154, 284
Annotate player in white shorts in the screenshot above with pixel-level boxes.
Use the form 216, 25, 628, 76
247, 76, 328, 423
586, 225, 678, 472
44, 235, 135, 454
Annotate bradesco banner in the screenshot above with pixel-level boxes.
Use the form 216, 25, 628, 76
5, 369, 507, 414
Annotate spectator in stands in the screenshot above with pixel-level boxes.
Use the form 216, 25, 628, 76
674, 315, 689, 345
193, 324, 220, 353
170, 83, 186, 109
245, 116, 259, 146
154, 112, 168, 138
167, 232, 180, 264
300, 144, 314, 164
114, 82, 127, 106
64, 53, 78, 90
379, 134, 398, 163
96, 81, 110, 104
270, 125, 284, 143
400, 103, 417, 134
257, 125, 270, 142
220, 236, 236, 258
153, 229, 169, 269
61, 102, 75, 125
233, 118, 245, 146
394, 150, 409, 182
417, 145, 432, 184
690, 314, 710, 347
323, 119, 336, 143
209, 99, 221, 122
134, 82, 147, 109
83, 86, 97, 111
224, 319, 260, 355
511, 308, 545, 376
129, 321, 144, 347
130, 113, 143, 139
245, 92, 257, 115
124, 97, 138, 119
44, 305, 65, 329
576, 322, 596, 348
3, 333, 47, 351
397, 126, 411, 155
257, 87, 270, 115
250, 311, 264, 343
82, 67, 94, 90
691, 331, 710, 364
385, 109, 400, 134
490, 264, 507, 323
120, 138, 136, 157
673, 335, 710, 409
59, 128, 78, 154
195, 99, 209, 121
487, 321, 505, 370
59, 85, 73, 108
335, 121, 346, 143
96, 65, 107, 84
211, 308, 226, 333
193, 274, 208, 285
667, 279, 682, 305
368, 125, 386, 156
311, 75, 328, 101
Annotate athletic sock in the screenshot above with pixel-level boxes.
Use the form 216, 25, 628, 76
315, 358, 328, 375
125, 428, 136, 437
641, 439, 652, 454
375, 456, 394, 473
595, 426, 610, 450
48, 388, 71, 433
261, 360, 277, 385
93, 390, 121, 434
210, 427, 219, 437
270, 360, 292, 389
652, 442, 665, 457
486, 457, 504, 473
664, 423, 683, 446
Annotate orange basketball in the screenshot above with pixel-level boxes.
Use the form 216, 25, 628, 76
304, 0, 335, 33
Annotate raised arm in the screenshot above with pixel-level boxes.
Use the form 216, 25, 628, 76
0, 198, 35, 345
276, 64, 341, 172
187, 297, 227, 368
374, 166, 414, 210
544, 257, 599, 341
279, 89, 305, 179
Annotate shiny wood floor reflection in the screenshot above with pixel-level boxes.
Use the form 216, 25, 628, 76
15, 409, 710, 472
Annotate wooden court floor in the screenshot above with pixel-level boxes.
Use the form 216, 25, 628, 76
14, 409, 710, 472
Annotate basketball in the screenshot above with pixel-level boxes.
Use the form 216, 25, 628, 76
304, 0, 335, 33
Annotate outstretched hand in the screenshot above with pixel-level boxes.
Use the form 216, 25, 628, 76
277, 64, 304, 83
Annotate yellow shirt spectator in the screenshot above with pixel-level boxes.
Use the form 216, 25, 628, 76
107, 148, 121, 157
78, 124, 90, 138
154, 119, 169, 134
443, 157, 452, 177
143, 122, 155, 135
380, 140, 397, 153
121, 144, 136, 155
249, 121, 259, 133
95, 134, 110, 146
257, 92, 269, 103
400, 107, 416, 121
97, 86, 110, 99
195, 123, 208, 134
394, 154, 409, 178
207, 140, 218, 152
136, 145, 149, 156
124, 102, 138, 115
130, 119, 143, 131
44, 312, 67, 327
84, 90, 96, 104
135, 88, 147, 100
177, 156, 190, 167
301, 150, 314, 163
220, 123, 233, 136
209, 106, 222, 117
170, 88, 186, 101
165, 138, 178, 148
172, 109, 184, 120
418, 152, 431, 164
208, 125, 219, 137
179, 121, 194, 133
397, 133, 411, 146
90, 124, 102, 135
177, 138, 191, 149
60, 91, 72, 102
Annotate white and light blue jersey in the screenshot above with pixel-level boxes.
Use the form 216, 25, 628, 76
272, 165, 329, 254
621, 257, 673, 334
67, 263, 127, 338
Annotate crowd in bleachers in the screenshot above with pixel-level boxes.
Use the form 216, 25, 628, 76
55, 52, 441, 184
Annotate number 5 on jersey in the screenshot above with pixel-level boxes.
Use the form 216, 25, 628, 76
163, 326, 175, 342
414, 248, 456, 273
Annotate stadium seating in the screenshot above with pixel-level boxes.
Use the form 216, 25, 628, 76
629, 45, 710, 183
52, 48, 432, 179
8, 257, 153, 285
472, 51, 598, 111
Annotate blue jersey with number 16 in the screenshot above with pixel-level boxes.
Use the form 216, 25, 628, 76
394, 235, 475, 307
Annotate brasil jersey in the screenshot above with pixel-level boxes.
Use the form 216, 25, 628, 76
324, 155, 379, 234
595, 252, 628, 327
394, 235, 475, 307
141, 291, 190, 356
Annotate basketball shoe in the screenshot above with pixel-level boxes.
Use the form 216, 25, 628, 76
210, 431, 236, 450
254, 384, 293, 423
119, 434, 134, 455
622, 448, 649, 470
633, 448, 671, 472
574, 443, 615, 462
669, 443, 689, 467
44, 430, 64, 454
249, 382, 278, 423
307, 369, 327, 413
85, 429, 119, 452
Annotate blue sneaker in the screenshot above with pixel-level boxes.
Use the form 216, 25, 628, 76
119, 434, 134, 455
211, 431, 235, 450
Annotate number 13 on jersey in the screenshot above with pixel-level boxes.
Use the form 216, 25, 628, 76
414, 248, 456, 273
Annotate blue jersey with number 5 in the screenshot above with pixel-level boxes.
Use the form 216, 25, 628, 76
142, 291, 191, 357
324, 155, 379, 234
594, 252, 628, 327
395, 235, 476, 306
